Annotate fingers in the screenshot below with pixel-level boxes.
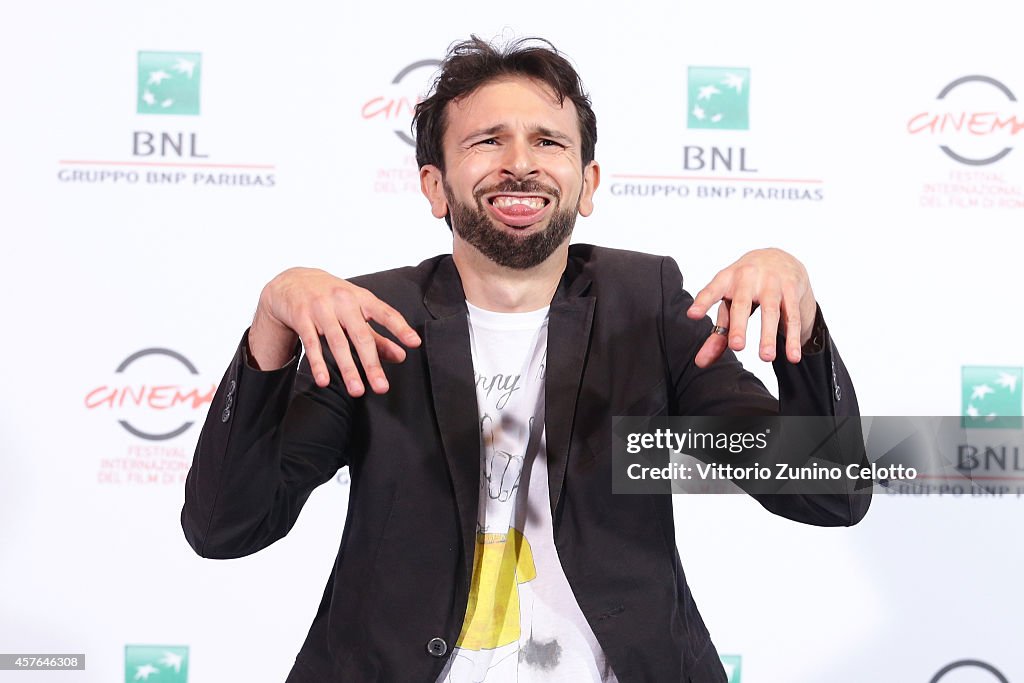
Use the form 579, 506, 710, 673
270, 273, 420, 395
338, 300, 389, 395
688, 249, 814, 367
296, 321, 331, 388
782, 283, 803, 364
726, 294, 753, 352
759, 295, 781, 362
367, 299, 421, 349
316, 314, 363, 395
687, 270, 731, 320
690, 267, 755, 354
372, 329, 409, 364
341, 298, 421, 394
694, 302, 730, 368
340, 296, 423, 394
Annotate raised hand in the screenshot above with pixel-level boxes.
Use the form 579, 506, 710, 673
686, 248, 817, 368
249, 267, 421, 395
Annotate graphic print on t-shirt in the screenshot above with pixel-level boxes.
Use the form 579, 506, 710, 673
483, 415, 530, 507
455, 417, 537, 654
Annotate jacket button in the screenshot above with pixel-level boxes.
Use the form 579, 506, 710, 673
834, 385, 842, 401
221, 408, 231, 423
426, 637, 448, 657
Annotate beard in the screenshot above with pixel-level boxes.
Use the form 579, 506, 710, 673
444, 178, 578, 270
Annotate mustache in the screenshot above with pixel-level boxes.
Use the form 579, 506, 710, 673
474, 179, 561, 202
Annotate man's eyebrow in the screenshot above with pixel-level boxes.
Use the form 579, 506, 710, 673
460, 124, 575, 145
534, 127, 574, 144
461, 125, 507, 144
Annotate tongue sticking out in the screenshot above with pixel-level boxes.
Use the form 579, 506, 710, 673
489, 196, 548, 223
495, 203, 543, 217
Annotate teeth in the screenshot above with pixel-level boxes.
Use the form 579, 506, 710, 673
492, 196, 545, 210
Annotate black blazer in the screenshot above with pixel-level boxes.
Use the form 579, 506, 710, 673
182, 245, 869, 682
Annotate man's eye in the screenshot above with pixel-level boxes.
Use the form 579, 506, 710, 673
476, 138, 498, 146
539, 139, 563, 148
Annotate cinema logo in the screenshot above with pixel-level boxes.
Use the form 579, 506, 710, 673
361, 59, 441, 194
930, 659, 1008, 683
910, 76, 1024, 209
56, 50, 276, 188
85, 348, 216, 486
610, 67, 824, 203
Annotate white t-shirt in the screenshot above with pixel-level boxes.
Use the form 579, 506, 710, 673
436, 302, 618, 683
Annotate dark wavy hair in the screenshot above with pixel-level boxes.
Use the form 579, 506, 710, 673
413, 36, 597, 171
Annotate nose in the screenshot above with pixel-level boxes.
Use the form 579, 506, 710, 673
499, 136, 538, 180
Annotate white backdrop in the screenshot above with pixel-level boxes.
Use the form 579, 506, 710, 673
2, 1, 1023, 681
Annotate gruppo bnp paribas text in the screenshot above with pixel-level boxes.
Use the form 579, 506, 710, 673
624, 427, 917, 482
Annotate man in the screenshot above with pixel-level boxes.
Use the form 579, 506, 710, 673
182, 36, 869, 682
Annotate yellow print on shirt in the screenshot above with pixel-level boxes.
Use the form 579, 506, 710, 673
456, 527, 537, 651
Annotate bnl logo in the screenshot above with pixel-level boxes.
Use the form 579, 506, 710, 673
134, 51, 207, 159
137, 51, 201, 116
125, 645, 188, 682
962, 366, 1022, 429
721, 654, 742, 682
687, 67, 750, 130
684, 67, 756, 174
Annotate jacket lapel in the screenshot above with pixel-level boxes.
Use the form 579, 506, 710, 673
423, 259, 479, 586
545, 273, 596, 520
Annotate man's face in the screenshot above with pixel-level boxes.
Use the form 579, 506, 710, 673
420, 76, 599, 270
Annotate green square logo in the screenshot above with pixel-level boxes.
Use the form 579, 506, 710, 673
721, 654, 742, 683
137, 51, 201, 115
125, 645, 189, 682
688, 67, 750, 130
962, 366, 1022, 429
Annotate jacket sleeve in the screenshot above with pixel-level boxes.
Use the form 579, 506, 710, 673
181, 330, 353, 559
659, 256, 871, 527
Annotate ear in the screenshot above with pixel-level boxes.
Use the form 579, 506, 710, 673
420, 165, 449, 219
577, 160, 600, 217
